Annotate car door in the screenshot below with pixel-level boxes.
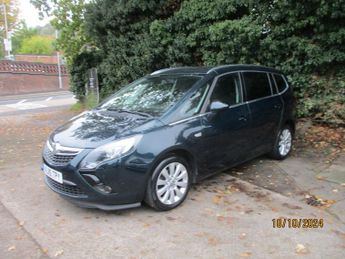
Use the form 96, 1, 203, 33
241, 71, 283, 155
198, 72, 251, 176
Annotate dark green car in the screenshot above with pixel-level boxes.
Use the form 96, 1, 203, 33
42, 64, 296, 211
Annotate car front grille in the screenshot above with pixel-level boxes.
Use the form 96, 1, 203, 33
45, 176, 87, 198
43, 148, 77, 166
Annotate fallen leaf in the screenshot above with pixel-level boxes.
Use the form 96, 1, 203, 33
207, 237, 220, 246
295, 244, 309, 254
212, 195, 223, 205
54, 250, 64, 257
18, 221, 24, 226
316, 175, 325, 180
8, 245, 16, 251
239, 252, 252, 257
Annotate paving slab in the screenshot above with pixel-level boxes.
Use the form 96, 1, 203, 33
317, 156, 345, 185
0, 202, 45, 259
1, 108, 345, 258
0, 163, 344, 259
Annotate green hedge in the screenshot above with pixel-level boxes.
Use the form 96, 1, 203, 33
70, 0, 345, 124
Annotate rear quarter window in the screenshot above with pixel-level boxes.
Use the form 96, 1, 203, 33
243, 72, 271, 101
273, 74, 288, 93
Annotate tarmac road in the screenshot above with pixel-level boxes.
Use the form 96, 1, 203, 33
0, 91, 76, 117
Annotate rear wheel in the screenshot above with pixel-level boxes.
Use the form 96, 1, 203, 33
145, 156, 191, 211
270, 125, 293, 160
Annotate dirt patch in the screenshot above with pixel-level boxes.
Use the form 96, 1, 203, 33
282, 203, 302, 210
294, 120, 345, 163
223, 180, 272, 202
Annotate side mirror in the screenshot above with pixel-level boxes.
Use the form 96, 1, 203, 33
209, 101, 229, 111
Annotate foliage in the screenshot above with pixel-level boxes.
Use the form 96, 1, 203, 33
0, 0, 19, 58
70, 94, 98, 112
82, 0, 183, 97
69, 46, 102, 99
51, 0, 345, 124
17, 35, 54, 55
11, 22, 57, 55
0, 0, 18, 32
30, 0, 88, 65
11, 22, 38, 54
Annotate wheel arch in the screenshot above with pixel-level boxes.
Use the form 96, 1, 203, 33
148, 146, 198, 184
284, 119, 296, 135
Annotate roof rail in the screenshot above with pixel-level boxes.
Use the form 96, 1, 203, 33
151, 68, 175, 75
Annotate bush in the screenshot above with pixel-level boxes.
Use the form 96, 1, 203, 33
69, 0, 345, 124
18, 35, 55, 55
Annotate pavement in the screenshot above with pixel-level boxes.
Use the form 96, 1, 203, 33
0, 103, 344, 259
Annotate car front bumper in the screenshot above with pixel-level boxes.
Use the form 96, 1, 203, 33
41, 146, 151, 210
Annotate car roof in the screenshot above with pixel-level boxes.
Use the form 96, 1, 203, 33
151, 64, 282, 76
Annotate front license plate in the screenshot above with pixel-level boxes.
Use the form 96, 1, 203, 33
43, 164, 63, 184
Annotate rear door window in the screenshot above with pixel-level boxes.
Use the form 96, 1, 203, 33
273, 74, 288, 93
242, 72, 271, 101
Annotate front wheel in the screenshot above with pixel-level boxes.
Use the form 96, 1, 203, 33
270, 125, 293, 160
145, 156, 191, 211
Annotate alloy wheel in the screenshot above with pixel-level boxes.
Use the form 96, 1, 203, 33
278, 129, 292, 156
155, 162, 189, 205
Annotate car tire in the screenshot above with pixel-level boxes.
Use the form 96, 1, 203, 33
144, 156, 191, 211
269, 125, 293, 160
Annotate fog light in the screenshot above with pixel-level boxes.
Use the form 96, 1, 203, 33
94, 183, 112, 194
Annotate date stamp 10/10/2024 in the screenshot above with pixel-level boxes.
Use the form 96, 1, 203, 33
272, 218, 324, 229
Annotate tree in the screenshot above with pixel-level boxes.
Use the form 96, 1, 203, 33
83, 0, 182, 97
0, 0, 19, 57
18, 35, 55, 55
0, 0, 18, 32
11, 21, 38, 54
11, 21, 56, 55
30, 0, 88, 65
32, 0, 344, 124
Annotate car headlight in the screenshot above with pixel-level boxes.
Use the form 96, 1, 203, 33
80, 135, 142, 170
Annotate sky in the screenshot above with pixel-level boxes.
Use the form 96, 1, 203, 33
18, 0, 51, 28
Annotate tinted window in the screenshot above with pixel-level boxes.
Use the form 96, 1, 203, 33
269, 74, 278, 94
274, 74, 287, 93
210, 73, 241, 106
243, 72, 271, 101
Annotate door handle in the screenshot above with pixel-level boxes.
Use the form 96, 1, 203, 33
274, 104, 281, 109
238, 116, 247, 122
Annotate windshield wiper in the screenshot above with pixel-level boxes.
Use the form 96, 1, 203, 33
106, 108, 152, 118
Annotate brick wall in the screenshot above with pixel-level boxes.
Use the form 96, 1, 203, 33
0, 60, 70, 96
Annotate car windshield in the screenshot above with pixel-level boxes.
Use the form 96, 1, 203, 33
99, 75, 202, 116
